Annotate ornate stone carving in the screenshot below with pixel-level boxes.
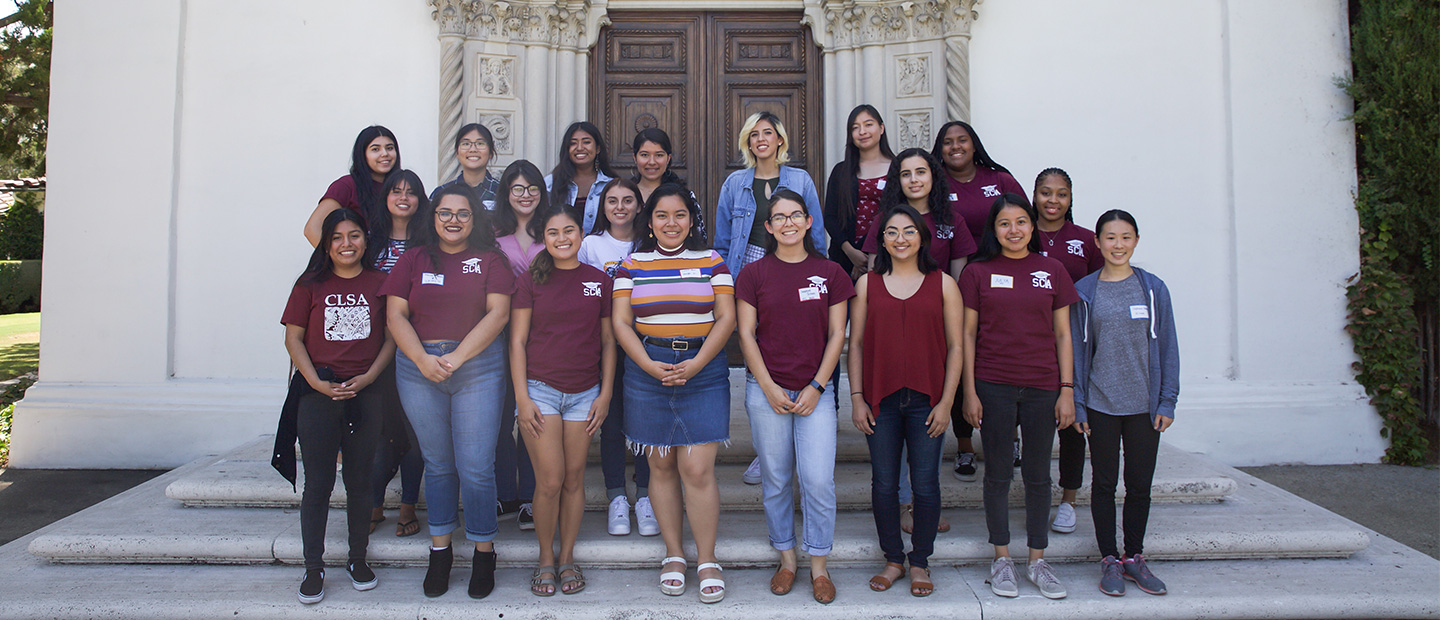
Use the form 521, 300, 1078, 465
465, 0, 594, 50
437, 36, 467, 183
896, 54, 930, 97
820, 0, 980, 49
477, 55, 514, 97
479, 113, 514, 154
897, 110, 932, 150
429, 0, 478, 36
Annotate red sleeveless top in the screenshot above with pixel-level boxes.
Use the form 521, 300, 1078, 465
861, 270, 947, 410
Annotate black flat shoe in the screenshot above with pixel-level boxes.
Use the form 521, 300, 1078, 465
469, 550, 497, 599
423, 547, 453, 597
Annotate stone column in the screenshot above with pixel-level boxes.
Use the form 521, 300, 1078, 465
432, 0, 471, 184
943, 0, 980, 123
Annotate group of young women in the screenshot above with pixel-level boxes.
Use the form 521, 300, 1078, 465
277, 106, 1179, 606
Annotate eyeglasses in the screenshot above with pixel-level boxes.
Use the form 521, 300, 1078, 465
768, 211, 808, 226
459, 140, 489, 151
510, 185, 542, 197
435, 210, 473, 223
882, 227, 919, 241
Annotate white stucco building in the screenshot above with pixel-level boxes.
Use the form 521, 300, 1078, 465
10, 0, 1379, 468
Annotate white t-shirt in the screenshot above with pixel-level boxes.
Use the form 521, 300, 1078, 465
578, 231, 634, 278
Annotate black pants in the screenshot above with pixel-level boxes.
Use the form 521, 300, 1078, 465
1057, 425, 1086, 490
298, 388, 383, 570
976, 379, 1057, 550
1087, 408, 1160, 558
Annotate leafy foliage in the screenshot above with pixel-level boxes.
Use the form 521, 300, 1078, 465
1343, 0, 1439, 464
0, 191, 43, 259
0, 0, 52, 178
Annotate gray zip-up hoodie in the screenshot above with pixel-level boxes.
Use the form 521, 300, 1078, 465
1070, 267, 1180, 425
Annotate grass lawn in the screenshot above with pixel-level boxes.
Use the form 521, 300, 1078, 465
0, 312, 39, 381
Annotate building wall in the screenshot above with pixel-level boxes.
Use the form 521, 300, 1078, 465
10, 0, 1378, 468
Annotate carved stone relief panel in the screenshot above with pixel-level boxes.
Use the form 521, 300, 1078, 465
477, 112, 515, 155
476, 55, 515, 98
896, 54, 931, 97
896, 109, 932, 150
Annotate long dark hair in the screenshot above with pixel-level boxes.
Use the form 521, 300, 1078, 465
832, 105, 896, 234
762, 189, 823, 259
871, 204, 939, 275
550, 121, 618, 208
297, 209, 372, 285
371, 169, 429, 262
1095, 209, 1139, 236
527, 207, 584, 285
419, 184, 504, 272
930, 120, 1008, 175
880, 148, 951, 230
348, 126, 400, 221
973, 193, 1040, 262
493, 159, 548, 237
630, 128, 686, 187
1034, 167, 1074, 223
634, 183, 707, 253
591, 177, 643, 237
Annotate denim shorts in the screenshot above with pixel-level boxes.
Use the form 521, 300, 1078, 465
623, 340, 730, 452
526, 379, 600, 423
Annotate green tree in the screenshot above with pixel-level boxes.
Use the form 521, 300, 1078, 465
0, 190, 43, 259
0, 0, 52, 179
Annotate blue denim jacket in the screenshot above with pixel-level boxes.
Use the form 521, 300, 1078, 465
1070, 267, 1181, 424
544, 171, 614, 234
713, 165, 827, 275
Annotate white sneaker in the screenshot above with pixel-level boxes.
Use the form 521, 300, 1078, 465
742, 457, 762, 485
1051, 502, 1077, 533
635, 496, 660, 536
1027, 558, 1068, 599
607, 496, 631, 536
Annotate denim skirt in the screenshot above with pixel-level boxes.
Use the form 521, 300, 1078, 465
623, 340, 730, 452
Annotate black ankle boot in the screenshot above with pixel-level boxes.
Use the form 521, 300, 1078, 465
423, 546, 453, 597
469, 549, 497, 599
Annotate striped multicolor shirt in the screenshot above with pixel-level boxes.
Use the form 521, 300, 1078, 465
614, 248, 734, 338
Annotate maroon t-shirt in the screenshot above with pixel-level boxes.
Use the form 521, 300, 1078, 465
281, 269, 389, 378
379, 247, 516, 342
321, 175, 384, 220
512, 264, 613, 393
958, 253, 1079, 390
734, 254, 856, 391
1037, 222, 1103, 285
944, 168, 1026, 245
861, 208, 978, 269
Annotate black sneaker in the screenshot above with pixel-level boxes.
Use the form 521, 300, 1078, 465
953, 452, 977, 481
298, 568, 324, 604
518, 503, 535, 531
423, 546, 453, 597
470, 550, 497, 599
347, 559, 378, 591
497, 499, 521, 520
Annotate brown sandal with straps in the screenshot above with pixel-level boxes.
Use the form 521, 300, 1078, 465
869, 562, 905, 591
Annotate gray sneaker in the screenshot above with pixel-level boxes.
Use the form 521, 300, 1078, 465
986, 557, 1019, 597
1026, 558, 1067, 599
1122, 554, 1167, 595
1099, 555, 1125, 596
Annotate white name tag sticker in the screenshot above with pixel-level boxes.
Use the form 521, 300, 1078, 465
949, 192, 958, 201
876, 179, 886, 189
680, 268, 702, 278
421, 273, 445, 286
798, 287, 821, 302
990, 274, 1014, 289
1129, 304, 1150, 320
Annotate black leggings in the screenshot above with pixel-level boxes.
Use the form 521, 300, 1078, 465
298, 388, 383, 570
976, 380, 1057, 550
1087, 408, 1160, 558
1057, 425, 1086, 490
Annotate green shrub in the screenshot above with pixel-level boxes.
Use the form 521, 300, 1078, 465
0, 260, 40, 314
0, 191, 43, 260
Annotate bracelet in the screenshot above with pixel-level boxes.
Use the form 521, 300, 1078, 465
809, 379, 826, 394
1059, 382, 1074, 389
850, 391, 863, 396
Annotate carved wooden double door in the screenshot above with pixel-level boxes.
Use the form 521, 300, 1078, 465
591, 11, 823, 242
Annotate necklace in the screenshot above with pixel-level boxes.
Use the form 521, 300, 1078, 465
1038, 227, 1060, 247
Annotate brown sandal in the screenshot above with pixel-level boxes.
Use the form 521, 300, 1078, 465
868, 562, 905, 591
909, 566, 933, 597
812, 574, 836, 604
770, 566, 796, 595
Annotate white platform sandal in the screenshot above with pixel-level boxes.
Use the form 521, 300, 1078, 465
697, 562, 725, 604
659, 556, 687, 596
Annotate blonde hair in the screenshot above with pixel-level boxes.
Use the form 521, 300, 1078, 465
737, 111, 791, 168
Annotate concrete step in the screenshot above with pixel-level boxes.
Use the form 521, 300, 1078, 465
166, 437, 1234, 510
8, 457, 1436, 619
40, 450, 1349, 568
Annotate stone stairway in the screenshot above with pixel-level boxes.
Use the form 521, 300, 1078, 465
4, 369, 1438, 618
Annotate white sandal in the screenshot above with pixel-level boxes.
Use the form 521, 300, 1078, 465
697, 562, 725, 604
659, 556, 687, 596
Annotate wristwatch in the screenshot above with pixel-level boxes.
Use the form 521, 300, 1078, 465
809, 379, 826, 394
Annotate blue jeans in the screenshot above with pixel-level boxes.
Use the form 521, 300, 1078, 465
395, 340, 506, 542
866, 388, 944, 569
744, 377, 837, 556
526, 380, 600, 422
